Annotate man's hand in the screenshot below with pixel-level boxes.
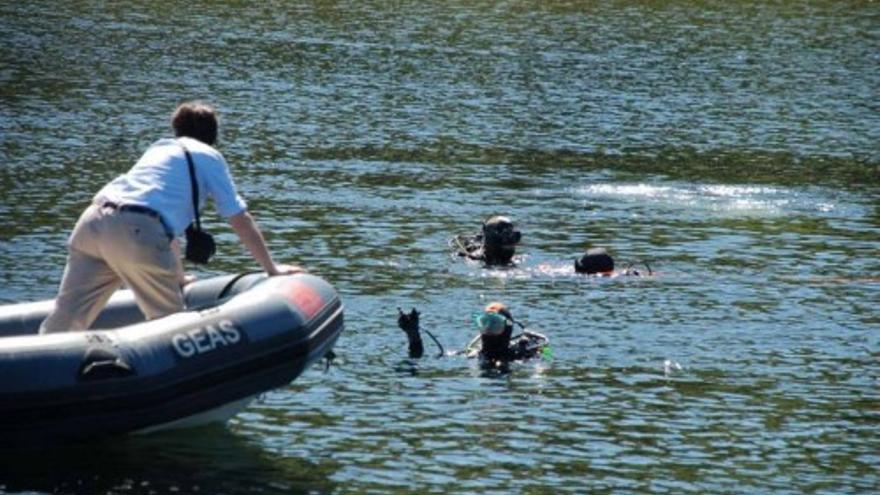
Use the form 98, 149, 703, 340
397, 307, 420, 334
269, 263, 307, 276
180, 273, 197, 287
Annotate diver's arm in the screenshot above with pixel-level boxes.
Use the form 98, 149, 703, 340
466, 251, 485, 261
228, 211, 305, 275
452, 234, 485, 260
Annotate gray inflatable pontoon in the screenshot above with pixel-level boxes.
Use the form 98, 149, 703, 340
0, 272, 343, 444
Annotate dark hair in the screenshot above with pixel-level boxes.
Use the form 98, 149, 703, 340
575, 247, 615, 274
171, 102, 218, 145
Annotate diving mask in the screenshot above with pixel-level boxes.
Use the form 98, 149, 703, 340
474, 311, 508, 336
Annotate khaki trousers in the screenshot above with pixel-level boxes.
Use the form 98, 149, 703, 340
40, 204, 184, 333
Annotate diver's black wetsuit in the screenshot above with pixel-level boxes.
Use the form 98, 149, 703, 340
479, 324, 514, 362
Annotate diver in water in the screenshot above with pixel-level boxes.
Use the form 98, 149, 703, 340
467, 302, 549, 368
575, 247, 651, 277
396, 302, 549, 368
452, 215, 522, 266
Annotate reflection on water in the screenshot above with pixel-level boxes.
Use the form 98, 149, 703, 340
574, 182, 863, 219
2, 0, 879, 493
0, 427, 337, 494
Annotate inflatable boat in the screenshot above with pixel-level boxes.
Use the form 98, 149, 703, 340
0, 272, 343, 444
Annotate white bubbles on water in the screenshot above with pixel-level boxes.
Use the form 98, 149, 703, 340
663, 359, 684, 377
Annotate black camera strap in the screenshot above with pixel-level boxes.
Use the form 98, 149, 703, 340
179, 143, 202, 231
177, 140, 216, 265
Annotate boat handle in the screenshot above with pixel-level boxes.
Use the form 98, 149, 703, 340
78, 348, 136, 381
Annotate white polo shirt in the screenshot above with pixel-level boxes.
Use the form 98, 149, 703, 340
94, 137, 247, 236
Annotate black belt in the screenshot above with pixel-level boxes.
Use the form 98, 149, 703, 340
102, 201, 161, 219
101, 202, 173, 239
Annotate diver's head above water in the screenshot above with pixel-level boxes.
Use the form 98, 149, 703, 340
574, 247, 615, 275
476, 301, 514, 335
452, 215, 522, 266
476, 301, 515, 362
482, 216, 521, 247
574, 247, 651, 277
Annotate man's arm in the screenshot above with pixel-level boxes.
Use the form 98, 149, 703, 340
228, 210, 305, 275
